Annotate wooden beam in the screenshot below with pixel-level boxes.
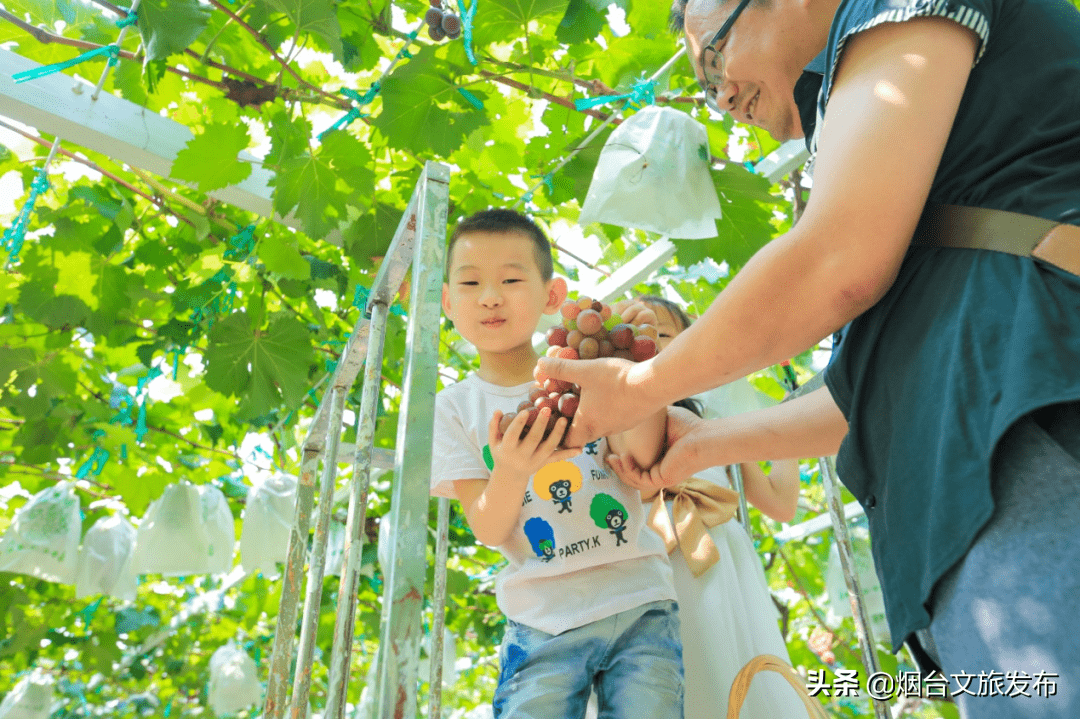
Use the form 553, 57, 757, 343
0, 48, 341, 243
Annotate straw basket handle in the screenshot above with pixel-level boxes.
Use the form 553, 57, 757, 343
727, 654, 831, 719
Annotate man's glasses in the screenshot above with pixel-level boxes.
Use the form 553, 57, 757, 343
698, 0, 753, 112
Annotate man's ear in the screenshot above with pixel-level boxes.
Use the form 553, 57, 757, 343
442, 283, 452, 318
544, 277, 568, 315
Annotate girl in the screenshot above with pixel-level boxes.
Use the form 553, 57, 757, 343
617, 295, 807, 719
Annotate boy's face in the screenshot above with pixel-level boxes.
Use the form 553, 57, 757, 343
442, 230, 565, 355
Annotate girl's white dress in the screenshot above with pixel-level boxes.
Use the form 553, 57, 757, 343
670, 465, 808, 719
586, 463, 807, 719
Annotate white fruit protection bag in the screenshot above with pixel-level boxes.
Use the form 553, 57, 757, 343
240, 473, 298, 577
76, 515, 138, 601
0, 669, 54, 719
207, 642, 262, 716
578, 105, 723, 239
132, 482, 235, 576
0, 481, 81, 584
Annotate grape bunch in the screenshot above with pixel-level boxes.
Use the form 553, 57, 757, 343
425, 0, 462, 41
496, 296, 659, 444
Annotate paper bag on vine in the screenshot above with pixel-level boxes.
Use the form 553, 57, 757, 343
0, 669, 54, 719
240, 473, 297, 577
207, 642, 262, 716
76, 515, 138, 601
133, 482, 235, 576
0, 481, 81, 584
578, 105, 722, 239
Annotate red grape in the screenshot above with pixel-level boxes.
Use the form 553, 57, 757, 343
577, 309, 603, 336
534, 395, 557, 413
428, 23, 446, 40
546, 345, 560, 357
578, 336, 599, 360
613, 349, 633, 361
631, 336, 657, 362
561, 300, 582, 320
441, 12, 461, 33
517, 400, 533, 412
566, 329, 584, 349
600, 305, 612, 321
544, 377, 570, 395
498, 412, 516, 435
591, 300, 603, 313
429, 0, 442, 7
577, 296, 593, 310
425, 7, 443, 26
547, 326, 569, 347
529, 386, 547, 403
598, 339, 615, 357
609, 324, 634, 349
557, 347, 579, 360
638, 324, 659, 341
533, 364, 550, 385
558, 393, 579, 417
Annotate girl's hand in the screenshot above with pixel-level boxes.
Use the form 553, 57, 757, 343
613, 300, 658, 328
488, 408, 580, 480
607, 406, 714, 491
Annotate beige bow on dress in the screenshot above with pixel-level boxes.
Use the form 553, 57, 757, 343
644, 477, 741, 578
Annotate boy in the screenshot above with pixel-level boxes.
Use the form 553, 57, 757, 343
431, 209, 684, 718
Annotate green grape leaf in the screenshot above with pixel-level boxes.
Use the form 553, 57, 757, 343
258, 235, 311, 280
265, 105, 312, 166
476, 0, 569, 43
557, 0, 606, 44
271, 152, 350, 240
266, 0, 343, 58
171, 123, 253, 193
204, 312, 314, 419
709, 163, 779, 269
373, 47, 488, 157
137, 0, 211, 63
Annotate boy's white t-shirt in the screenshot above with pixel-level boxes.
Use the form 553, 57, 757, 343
431, 374, 676, 636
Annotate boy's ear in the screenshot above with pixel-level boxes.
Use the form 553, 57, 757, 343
543, 277, 568, 315
442, 283, 452, 317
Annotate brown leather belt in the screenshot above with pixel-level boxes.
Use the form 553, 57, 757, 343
912, 204, 1080, 277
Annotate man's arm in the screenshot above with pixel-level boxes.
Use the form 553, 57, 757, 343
543, 17, 979, 446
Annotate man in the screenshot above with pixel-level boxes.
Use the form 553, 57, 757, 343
542, 0, 1080, 715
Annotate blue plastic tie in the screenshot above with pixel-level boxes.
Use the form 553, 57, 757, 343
574, 76, 656, 112
75, 446, 110, 479
531, 173, 554, 193
224, 224, 256, 260
2, 168, 50, 263
13, 44, 121, 84
318, 88, 376, 140
457, 88, 484, 110
396, 29, 419, 60
456, 0, 479, 66
115, 9, 138, 28
743, 161, 756, 173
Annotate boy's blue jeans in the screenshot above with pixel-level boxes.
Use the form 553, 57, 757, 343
492, 600, 684, 719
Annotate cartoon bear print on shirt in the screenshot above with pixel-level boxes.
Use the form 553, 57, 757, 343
533, 461, 583, 514
590, 493, 629, 546
523, 517, 556, 562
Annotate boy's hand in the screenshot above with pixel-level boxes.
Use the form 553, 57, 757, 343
488, 408, 580, 480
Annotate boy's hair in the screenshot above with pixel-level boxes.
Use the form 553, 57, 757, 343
637, 295, 705, 418
447, 209, 554, 281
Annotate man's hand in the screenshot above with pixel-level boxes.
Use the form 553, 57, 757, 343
536, 355, 660, 447
488, 408, 580, 479
607, 406, 714, 491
